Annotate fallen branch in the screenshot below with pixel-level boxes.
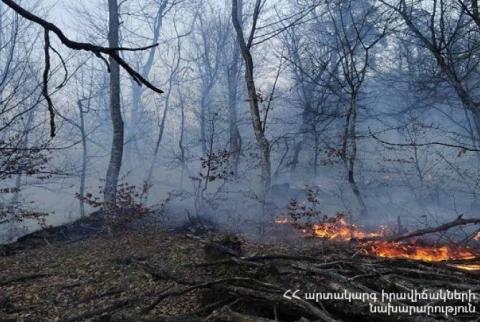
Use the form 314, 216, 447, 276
221, 285, 339, 322
187, 254, 320, 268
0, 273, 49, 286
388, 215, 480, 242
140, 277, 280, 314
63, 298, 136, 322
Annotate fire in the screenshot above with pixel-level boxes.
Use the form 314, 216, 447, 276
281, 214, 480, 271
365, 241, 476, 262
452, 264, 480, 271
274, 217, 290, 224
312, 216, 386, 240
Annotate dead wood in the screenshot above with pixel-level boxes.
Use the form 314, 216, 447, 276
140, 277, 279, 314
220, 285, 339, 322
0, 273, 49, 286
63, 297, 137, 322
3, 230, 479, 321
149, 247, 480, 321
188, 254, 321, 268
370, 215, 480, 242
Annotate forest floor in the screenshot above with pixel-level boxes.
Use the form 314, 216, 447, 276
1, 221, 480, 322
0, 224, 303, 322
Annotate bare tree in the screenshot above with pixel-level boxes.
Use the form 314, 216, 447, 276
226, 12, 243, 176
192, 4, 229, 155
385, 0, 480, 146
231, 0, 271, 196
127, 0, 174, 158
145, 20, 184, 187
326, 0, 387, 217
103, 0, 123, 220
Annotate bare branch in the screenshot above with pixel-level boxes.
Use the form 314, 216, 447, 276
369, 128, 480, 152
1, 0, 163, 94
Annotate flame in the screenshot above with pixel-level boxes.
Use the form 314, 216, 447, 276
279, 214, 480, 271
452, 264, 480, 271
312, 216, 386, 240
274, 217, 290, 224
365, 241, 476, 262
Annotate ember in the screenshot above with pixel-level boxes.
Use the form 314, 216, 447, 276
274, 217, 289, 224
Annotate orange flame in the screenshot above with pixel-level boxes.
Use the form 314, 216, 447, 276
365, 241, 476, 262
312, 216, 386, 240
281, 215, 480, 271
452, 264, 480, 271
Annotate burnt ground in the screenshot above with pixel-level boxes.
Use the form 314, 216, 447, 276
0, 217, 479, 322
0, 219, 304, 322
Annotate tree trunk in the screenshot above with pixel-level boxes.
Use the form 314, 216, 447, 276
231, 0, 271, 197
227, 41, 242, 176
104, 0, 124, 222
178, 89, 187, 186
145, 32, 182, 188
200, 91, 210, 155
127, 2, 167, 168
290, 100, 313, 175
290, 140, 302, 175
145, 82, 171, 186
343, 94, 368, 217
78, 99, 88, 217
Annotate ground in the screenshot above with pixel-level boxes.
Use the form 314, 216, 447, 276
0, 227, 299, 321
1, 226, 479, 322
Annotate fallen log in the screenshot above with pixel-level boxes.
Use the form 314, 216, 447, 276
368, 215, 480, 242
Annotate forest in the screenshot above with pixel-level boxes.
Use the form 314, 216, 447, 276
1, 0, 480, 321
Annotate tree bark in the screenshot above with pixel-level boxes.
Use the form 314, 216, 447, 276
342, 93, 368, 217
104, 0, 124, 221
231, 0, 271, 196
200, 86, 213, 155
227, 36, 242, 176
78, 99, 88, 217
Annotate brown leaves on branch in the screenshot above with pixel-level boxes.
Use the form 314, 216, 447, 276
76, 182, 152, 232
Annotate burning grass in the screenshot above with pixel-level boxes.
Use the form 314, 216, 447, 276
276, 213, 480, 271
365, 241, 476, 262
